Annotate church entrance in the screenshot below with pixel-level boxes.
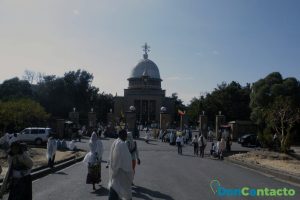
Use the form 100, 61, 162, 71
134, 99, 156, 125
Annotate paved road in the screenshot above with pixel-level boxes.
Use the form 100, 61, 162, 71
5, 134, 300, 200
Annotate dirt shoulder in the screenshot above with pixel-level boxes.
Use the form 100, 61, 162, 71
229, 150, 300, 177
0, 148, 86, 178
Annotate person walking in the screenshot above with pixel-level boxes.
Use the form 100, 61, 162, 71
47, 134, 57, 169
198, 134, 207, 158
176, 135, 183, 155
208, 129, 213, 142
0, 142, 33, 200
162, 129, 167, 142
126, 132, 141, 185
108, 130, 133, 200
145, 127, 150, 143
192, 135, 199, 156
217, 138, 226, 159
226, 135, 232, 152
184, 130, 189, 144
83, 132, 103, 190
158, 129, 163, 141
78, 129, 83, 142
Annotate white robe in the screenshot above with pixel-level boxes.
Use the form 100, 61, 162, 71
46, 138, 57, 159
145, 131, 150, 140
83, 139, 104, 165
68, 140, 76, 151
108, 138, 133, 200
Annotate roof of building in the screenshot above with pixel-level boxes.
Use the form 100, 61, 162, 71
129, 43, 161, 80
130, 58, 161, 79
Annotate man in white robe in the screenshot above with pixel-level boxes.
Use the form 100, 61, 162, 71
108, 129, 133, 200
47, 134, 57, 168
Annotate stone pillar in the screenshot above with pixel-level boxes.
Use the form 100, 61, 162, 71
160, 113, 171, 130
107, 113, 114, 124
125, 111, 136, 132
199, 114, 208, 137
69, 110, 79, 124
88, 111, 97, 128
215, 112, 226, 140
56, 119, 65, 139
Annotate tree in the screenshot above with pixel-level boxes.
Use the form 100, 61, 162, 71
22, 70, 36, 84
187, 81, 251, 127
266, 96, 300, 152
250, 72, 300, 151
171, 93, 186, 126
0, 99, 49, 133
95, 92, 114, 123
187, 96, 205, 126
33, 69, 112, 124
0, 77, 32, 100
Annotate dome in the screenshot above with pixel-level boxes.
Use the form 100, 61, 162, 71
130, 58, 161, 80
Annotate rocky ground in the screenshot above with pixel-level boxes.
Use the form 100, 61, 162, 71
229, 150, 300, 176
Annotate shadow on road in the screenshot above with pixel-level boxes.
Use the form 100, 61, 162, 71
92, 187, 109, 196
52, 171, 68, 175
132, 186, 174, 200
180, 154, 196, 157
145, 142, 158, 146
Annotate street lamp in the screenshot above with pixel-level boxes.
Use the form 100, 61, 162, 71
129, 106, 136, 112
160, 106, 167, 113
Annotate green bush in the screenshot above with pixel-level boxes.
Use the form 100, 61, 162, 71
0, 98, 50, 132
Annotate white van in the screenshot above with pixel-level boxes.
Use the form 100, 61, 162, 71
18, 127, 52, 145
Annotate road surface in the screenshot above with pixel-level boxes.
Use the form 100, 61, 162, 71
4, 133, 299, 200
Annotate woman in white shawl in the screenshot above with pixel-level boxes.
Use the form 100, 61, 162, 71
217, 138, 226, 159
47, 134, 57, 168
83, 132, 103, 190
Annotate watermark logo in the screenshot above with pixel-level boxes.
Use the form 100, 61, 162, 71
210, 179, 296, 197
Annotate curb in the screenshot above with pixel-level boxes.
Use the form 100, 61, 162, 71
226, 157, 300, 185
0, 155, 85, 184
31, 155, 85, 180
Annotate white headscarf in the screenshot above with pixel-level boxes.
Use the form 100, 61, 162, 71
89, 132, 103, 160
46, 137, 57, 159
89, 132, 98, 153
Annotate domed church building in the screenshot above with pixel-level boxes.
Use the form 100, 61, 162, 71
110, 43, 175, 127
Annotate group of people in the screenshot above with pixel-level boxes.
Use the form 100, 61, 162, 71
191, 134, 207, 157
83, 129, 140, 200
178, 133, 232, 159
210, 139, 226, 159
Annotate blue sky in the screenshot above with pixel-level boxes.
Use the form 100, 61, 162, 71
0, 0, 299, 104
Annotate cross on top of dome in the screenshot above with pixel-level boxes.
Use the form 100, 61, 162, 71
142, 43, 150, 59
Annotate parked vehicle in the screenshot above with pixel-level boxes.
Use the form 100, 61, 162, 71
17, 127, 52, 145
238, 134, 259, 147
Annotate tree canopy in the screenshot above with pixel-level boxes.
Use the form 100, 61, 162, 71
250, 72, 300, 151
0, 98, 49, 133
34, 69, 113, 123
0, 77, 32, 100
187, 81, 251, 126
